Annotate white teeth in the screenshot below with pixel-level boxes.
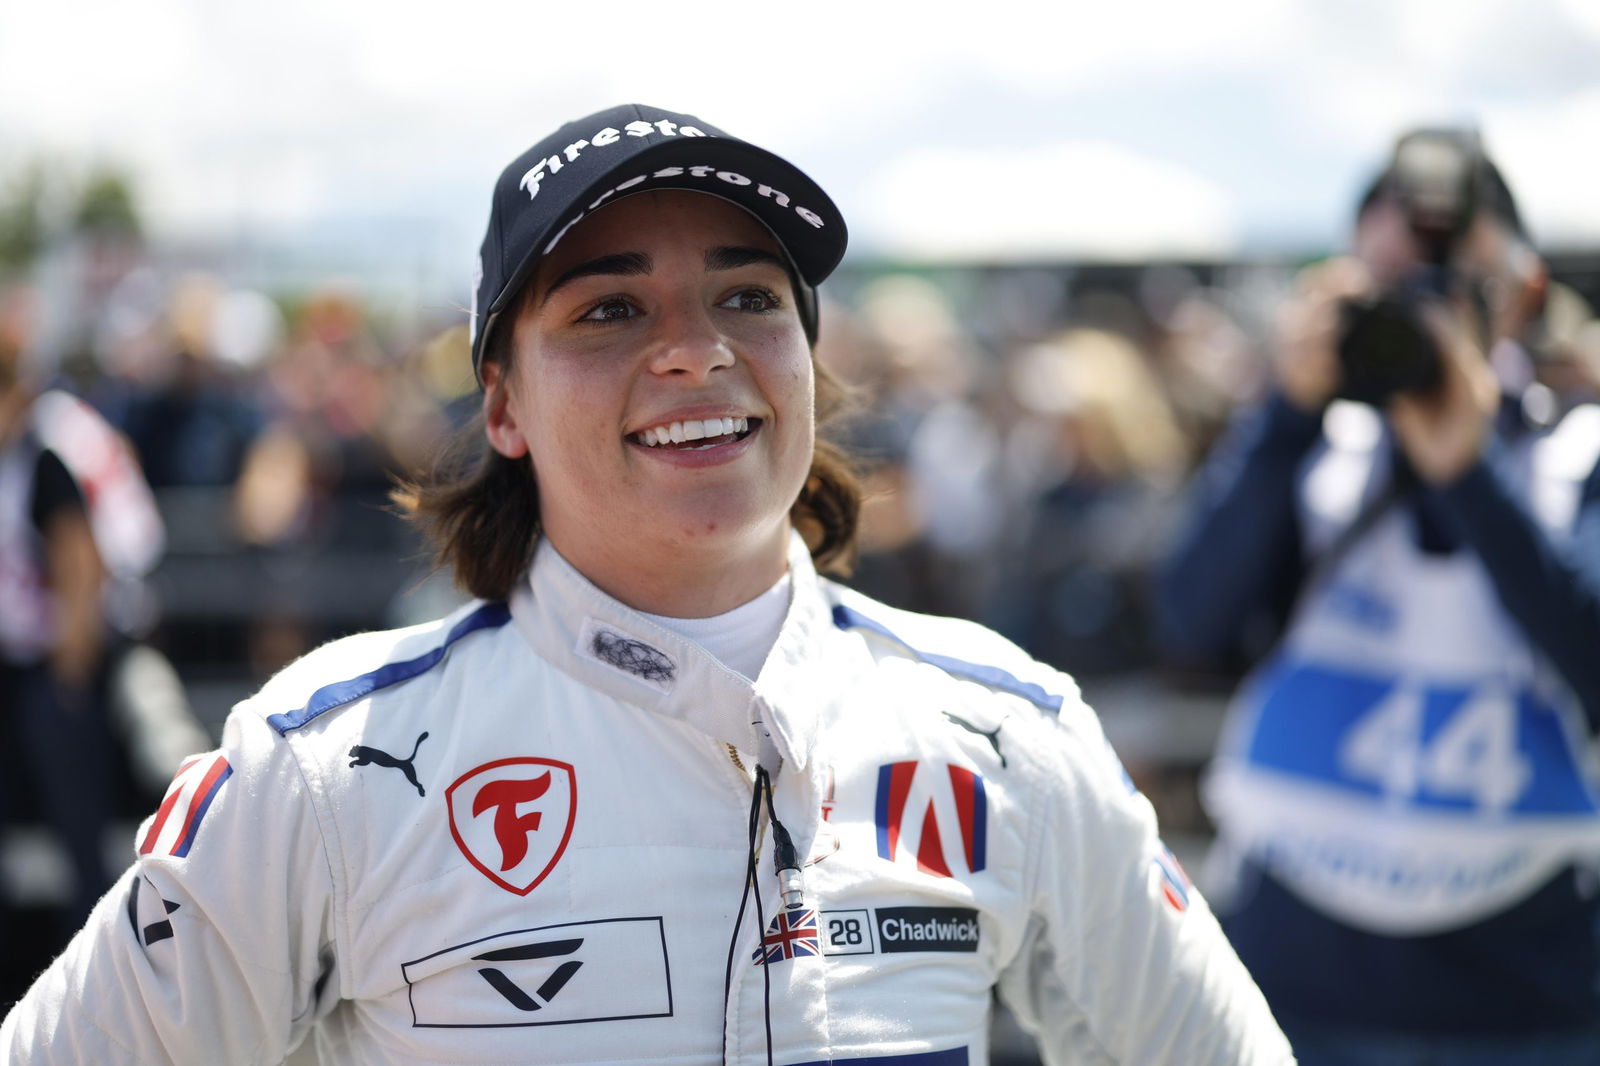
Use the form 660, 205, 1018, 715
634, 417, 752, 447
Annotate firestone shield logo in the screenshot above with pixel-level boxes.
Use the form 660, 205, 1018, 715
447, 758, 577, 896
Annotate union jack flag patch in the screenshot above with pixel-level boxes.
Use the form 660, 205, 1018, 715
139, 754, 233, 858
1155, 843, 1192, 913
753, 908, 820, 965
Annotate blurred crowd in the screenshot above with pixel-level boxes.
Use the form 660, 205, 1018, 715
819, 266, 1263, 677
822, 255, 1600, 682
0, 226, 485, 999
5, 234, 1350, 739
24, 237, 481, 667
15, 214, 1600, 717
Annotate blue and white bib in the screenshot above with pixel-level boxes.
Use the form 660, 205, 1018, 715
1207, 402, 1600, 934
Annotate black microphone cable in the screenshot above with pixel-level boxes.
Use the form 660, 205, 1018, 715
721, 763, 765, 1066
752, 768, 774, 1066
721, 763, 807, 1066
762, 767, 805, 911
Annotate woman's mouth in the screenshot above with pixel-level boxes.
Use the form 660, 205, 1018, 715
629, 416, 757, 450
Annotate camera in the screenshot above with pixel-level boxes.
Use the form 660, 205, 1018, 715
1336, 129, 1486, 405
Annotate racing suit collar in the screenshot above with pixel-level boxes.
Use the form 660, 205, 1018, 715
508, 530, 825, 771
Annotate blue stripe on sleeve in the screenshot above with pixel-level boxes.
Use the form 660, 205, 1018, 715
173, 763, 232, 858
874, 763, 894, 860
831, 603, 1064, 715
267, 602, 513, 735
970, 772, 987, 871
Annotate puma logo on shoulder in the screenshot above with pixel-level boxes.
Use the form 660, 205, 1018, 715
349, 731, 430, 797
943, 712, 1006, 768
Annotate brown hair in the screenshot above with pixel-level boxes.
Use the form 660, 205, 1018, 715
394, 324, 862, 603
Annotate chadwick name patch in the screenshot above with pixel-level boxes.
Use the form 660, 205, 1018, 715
875, 907, 980, 953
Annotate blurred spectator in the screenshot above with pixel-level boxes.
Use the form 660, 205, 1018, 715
842, 275, 1010, 619
248, 287, 446, 553
102, 273, 266, 491
812, 296, 923, 607
231, 287, 453, 677
1140, 267, 1268, 457
1157, 132, 1600, 1063
0, 284, 181, 955
993, 327, 1187, 678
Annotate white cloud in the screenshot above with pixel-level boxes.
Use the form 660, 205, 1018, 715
0, 0, 200, 142
931, 0, 1296, 92
1554, 0, 1600, 37
2, 0, 1596, 265
860, 141, 1238, 259
1482, 90, 1600, 247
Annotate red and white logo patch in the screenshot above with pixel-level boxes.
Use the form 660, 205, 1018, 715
875, 761, 987, 878
139, 753, 233, 858
447, 757, 577, 896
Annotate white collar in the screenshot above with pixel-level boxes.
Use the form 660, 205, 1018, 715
508, 529, 830, 772
638, 570, 793, 682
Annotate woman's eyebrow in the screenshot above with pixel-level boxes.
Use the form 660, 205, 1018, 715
706, 246, 786, 272
540, 252, 652, 306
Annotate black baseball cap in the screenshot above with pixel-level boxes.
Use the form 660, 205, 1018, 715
470, 103, 849, 380
1356, 127, 1527, 241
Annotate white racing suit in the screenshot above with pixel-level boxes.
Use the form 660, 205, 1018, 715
1, 533, 1293, 1065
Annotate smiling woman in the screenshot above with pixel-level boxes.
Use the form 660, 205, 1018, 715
0, 105, 1295, 1066
398, 165, 859, 616
483, 192, 816, 615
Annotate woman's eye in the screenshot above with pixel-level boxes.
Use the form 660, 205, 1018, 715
579, 297, 637, 323
720, 288, 780, 313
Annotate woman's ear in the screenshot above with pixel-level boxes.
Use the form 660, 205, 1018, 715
482, 360, 530, 459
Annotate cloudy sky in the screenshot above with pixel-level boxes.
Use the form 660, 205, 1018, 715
3, 0, 1598, 297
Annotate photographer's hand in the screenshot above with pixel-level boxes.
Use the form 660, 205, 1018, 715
1387, 304, 1500, 485
1274, 257, 1370, 412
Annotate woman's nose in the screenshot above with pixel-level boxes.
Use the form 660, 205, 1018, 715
647, 305, 736, 381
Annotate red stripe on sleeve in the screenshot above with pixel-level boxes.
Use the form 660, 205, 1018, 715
138, 755, 204, 855
166, 756, 230, 857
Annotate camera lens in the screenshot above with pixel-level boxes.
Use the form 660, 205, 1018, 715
1337, 298, 1443, 405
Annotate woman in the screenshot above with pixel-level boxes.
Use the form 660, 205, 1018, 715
0, 104, 1292, 1065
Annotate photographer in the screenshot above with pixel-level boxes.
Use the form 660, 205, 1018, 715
1157, 132, 1600, 1064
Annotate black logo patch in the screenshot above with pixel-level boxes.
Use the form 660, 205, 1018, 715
403, 916, 672, 1028
475, 937, 584, 1011
125, 874, 181, 947
875, 907, 981, 953
349, 731, 429, 796
591, 630, 675, 682
943, 712, 1006, 768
